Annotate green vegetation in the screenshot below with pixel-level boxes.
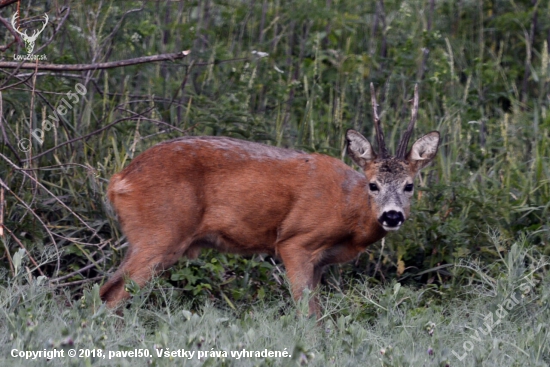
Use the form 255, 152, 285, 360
0, 0, 549, 365
1, 237, 548, 366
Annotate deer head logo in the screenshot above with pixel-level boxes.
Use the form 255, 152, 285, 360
11, 13, 49, 55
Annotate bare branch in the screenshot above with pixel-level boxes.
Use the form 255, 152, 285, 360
0, 177, 60, 274
0, 91, 24, 164
100, 5, 144, 50
0, 154, 104, 265
53, 276, 104, 288
0, 186, 3, 237
51, 240, 127, 283
0, 14, 22, 51
0, 50, 191, 71
117, 107, 186, 133
22, 110, 153, 162
0, 72, 33, 91
370, 83, 388, 158
33, 8, 70, 56
0, 0, 18, 10
1, 224, 46, 277
396, 84, 420, 159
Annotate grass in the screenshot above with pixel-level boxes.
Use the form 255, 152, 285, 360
0, 235, 548, 366
1, 0, 550, 365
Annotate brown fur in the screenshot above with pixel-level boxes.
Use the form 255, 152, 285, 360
100, 132, 438, 316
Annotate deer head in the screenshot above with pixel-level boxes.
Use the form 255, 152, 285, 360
346, 84, 439, 231
11, 13, 49, 55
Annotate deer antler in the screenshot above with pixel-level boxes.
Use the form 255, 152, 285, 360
396, 84, 419, 159
25, 14, 49, 41
370, 83, 388, 158
30, 14, 49, 40
10, 13, 27, 37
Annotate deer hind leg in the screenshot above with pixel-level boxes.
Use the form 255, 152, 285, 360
102, 182, 201, 308
100, 238, 194, 308
309, 265, 324, 317
277, 240, 324, 318
99, 247, 158, 308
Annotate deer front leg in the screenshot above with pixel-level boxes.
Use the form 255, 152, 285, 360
278, 241, 324, 318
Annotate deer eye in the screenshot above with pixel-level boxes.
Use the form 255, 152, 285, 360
369, 183, 379, 192
404, 183, 414, 192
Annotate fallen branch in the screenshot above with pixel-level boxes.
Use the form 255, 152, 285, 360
0, 50, 190, 71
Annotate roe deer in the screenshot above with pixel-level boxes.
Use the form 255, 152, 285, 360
100, 84, 440, 316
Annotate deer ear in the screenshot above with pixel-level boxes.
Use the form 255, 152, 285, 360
406, 131, 440, 172
346, 129, 376, 169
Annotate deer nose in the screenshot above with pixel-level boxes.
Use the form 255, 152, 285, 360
378, 210, 405, 230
